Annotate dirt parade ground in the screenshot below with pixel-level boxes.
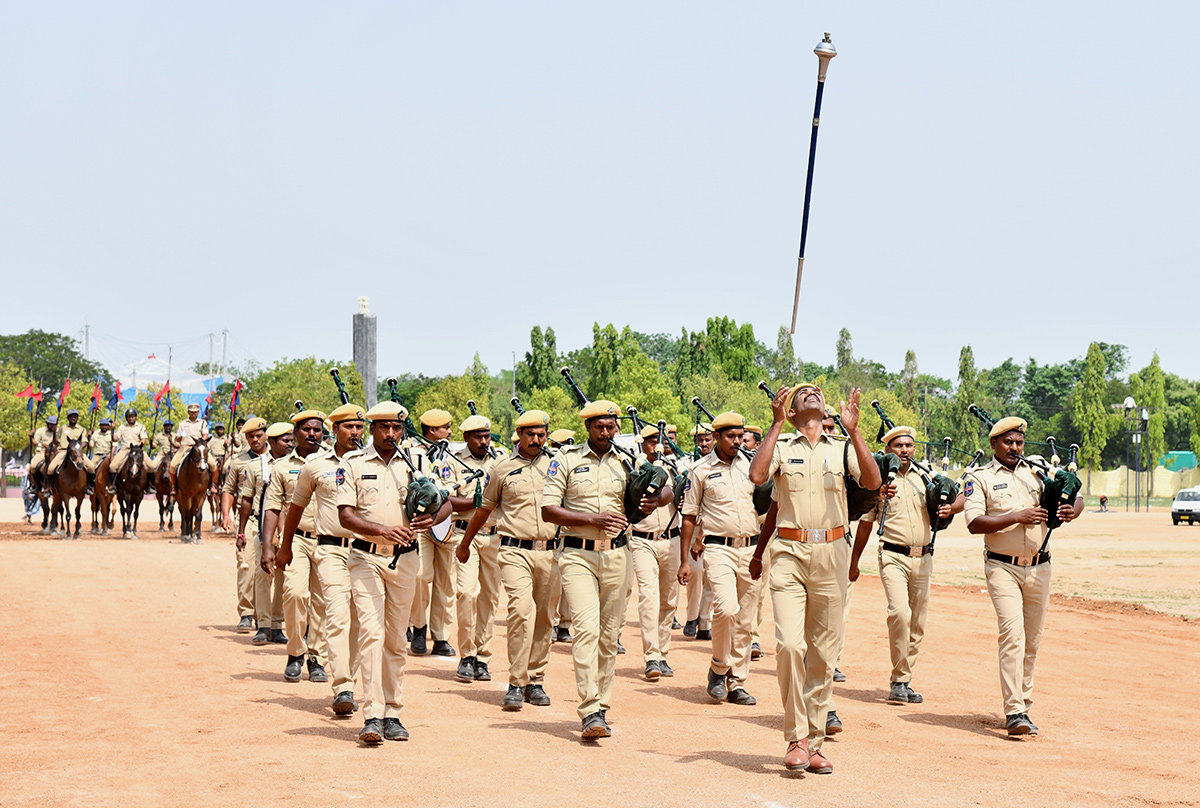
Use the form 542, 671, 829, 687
0, 505, 1197, 807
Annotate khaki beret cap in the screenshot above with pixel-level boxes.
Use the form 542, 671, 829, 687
689, 423, 713, 437
745, 425, 763, 437
579, 400, 619, 421
460, 414, 491, 433
639, 424, 661, 439
365, 402, 407, 423
329, 403, 365, 424
241, 417, 267, 434
548, 429, 575, 444
515, 410, 550, 429
420, 409, 452, 428
265, 422, 293, 439
882, 426, 916, 446
290, 409, 327, 425
711, 411, 745, 431
989, 416, 1027, 439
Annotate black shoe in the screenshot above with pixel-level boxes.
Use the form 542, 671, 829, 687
307, 658, 328, 683
658, 660, 675, 678
431, 639, 455, 657
707, 668, 727, 702
889, 681, 911, 703
683, 619, 698, 638
904, 683, 923, 703
410, 625, 428, 655
284, 654, 304, 683
696, 629, 712, 641
251, 628, 270, 646
751, 642, 763, 660
833, 667, 846, 683
644, 661, 662, 681
474, 660, 491, 681
503, 685, 525, 711
406, 626, 412, 643
553, 626, 573, 643
382, 717, 409, 741
236, 616, 254, 633
826, 710, 843, 734
581, 711, 610, 740
332, 691, 358, 715
1006, 713, 1035, 736
617, 641, 626, 655
456, 656, 476, 682
359, 718, 383, 744
727, 687, 757, 706
672, 618, 683, 630
524, 684, 551, 706
269, 629, 288, 644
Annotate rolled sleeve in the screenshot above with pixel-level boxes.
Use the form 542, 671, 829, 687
541, 454, 568, 508
681, 472, 703, 517
962, 472, 985, 527
264, 468, 287, 512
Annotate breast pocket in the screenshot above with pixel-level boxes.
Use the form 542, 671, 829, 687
566, 470, 594, 500
504, 473, 535, 508
706, 479, 733, 503
358, 484, 380, 508
780, 464, 807, 497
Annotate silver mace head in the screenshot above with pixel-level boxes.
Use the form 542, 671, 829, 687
815, 32, 836, 81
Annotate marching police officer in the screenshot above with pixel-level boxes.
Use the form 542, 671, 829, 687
237, 421, 291, 645
408, 409, 458, 657
630, 424, 680, 681
223, 417, 266, 632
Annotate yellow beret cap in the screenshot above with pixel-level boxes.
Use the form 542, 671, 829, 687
241, 417, 267, 434
323, 418, 333, 432
328, 403, 366, 424
515, 410, 550, 429
265, 422, 293, 439
365, 402, 407, 423
667, 424, 678, 434
291, 409, 327, 425
420, 409, 452, 428
639, 424, 661, 439
689, 422, 713, 437
745, 425, 763, 437
510, 431, 519, 443
989, 416, 1027, 439
579, 400, 619, 420
711, 411, 745, 431
881, 425, 916, 446
548, 429, 575, 444
460, 414, 491, 433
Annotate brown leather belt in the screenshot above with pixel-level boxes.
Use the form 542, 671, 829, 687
882, 541, 933, 558
776, 525, 846, 543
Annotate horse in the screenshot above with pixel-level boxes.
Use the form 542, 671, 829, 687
90, 454, 116, 536
207, 453, 226, 533
175, 438, 210, 544
154, 451, 175, 532
50, 437, 89, 539
28, 461, 52, 534
115, 445, 148, 539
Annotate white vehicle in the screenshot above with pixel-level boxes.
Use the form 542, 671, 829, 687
1171, 487, 1200, 525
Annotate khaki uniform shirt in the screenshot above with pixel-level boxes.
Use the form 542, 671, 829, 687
57, 423, 86, 448
482, 450, 557, 541
541, 442, 631, 541
859, 465, 930, 546
223, 449, 257, 497
336, 444, 433, 530
292, 448, 361, 539
90, 430, 113, 457
963, 458, 1047, 557
265, 449, 318, 534
768, 432, 862, 530
34, 427, 57, 451
175, 417, 209, 445
436, 446, 503, 528
208, 435, 228, 460
682, 451, 759, 539
238, 452, 279, 520
634, 454, 678, 535
114, 422, 148, 449
232, 432, 248, 453
152, 433, 172, 457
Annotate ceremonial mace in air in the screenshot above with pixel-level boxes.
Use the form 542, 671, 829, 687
790, 32, 837, 334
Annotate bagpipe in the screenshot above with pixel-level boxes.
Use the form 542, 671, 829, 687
870, 399, 959, 543
696, 393, 775, 516
559, 366, 668, 526
624, 406, 689, 514
329, 367, 365, 449
968, 404, 1081, 539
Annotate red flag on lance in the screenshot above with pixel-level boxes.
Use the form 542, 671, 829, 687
16, 384, 39, 399
229, 379, 243, 414
57, 379, 71, 411
90, 382, 102, 412
154, 381, 170, 404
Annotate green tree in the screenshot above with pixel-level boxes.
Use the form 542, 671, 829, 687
0, 362, 39, 454
859, 389, 923, 451
951, 346, 981, 453
1073, 342, 1113, 493
0, 329, 110, 391
765, 326, 800, 385
239, 357, 366, 424
1191, 394, 1200, 457
900, 350, 919, 410
521, 326, 559, 395
522, 386, 579, 439
1140, 353, 1167, 491
413, 375, 488, 439
588, 323, 622, 399
835, 328, 853, 371
703, 316, 757, 383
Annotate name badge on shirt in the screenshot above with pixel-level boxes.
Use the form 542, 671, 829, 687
362, 474, 378, 480
507, 468, 523, 477
993, 483, 1008, 490
575, 466, 591, 473
707, 472, 723, 479
787, 458, 804, 464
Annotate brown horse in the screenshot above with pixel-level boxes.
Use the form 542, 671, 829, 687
154, 451, 175, 532
90, 454, 116, 536
207, 454, 226, 533
28, 461, 52, 533
50, 437, 89, 539
115, 445, 148, 539
176, 439, 210, 544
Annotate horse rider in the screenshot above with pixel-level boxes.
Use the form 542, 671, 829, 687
169, 403, 211, 494
111, 408, 149, 478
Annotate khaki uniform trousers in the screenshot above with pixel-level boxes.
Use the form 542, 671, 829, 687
253, 526, 285, 629
704, 543, 762, 689
46, 449, 68, 475
550, 554, 572, 628
284, 532, 328, 663
315, 543, 360, 696
630, 534, 679, 663
685, 555, 714, 630
350, 547, 420, 721
499, 545, 556, 687
235, 522, 256, 619
110, 447, 134, 476
457, 531, 501, 662
410, 532, 457, 639
145, 453, 165, 474
29, 449, 47, 475
879, 548, 932, 683
168, 436, 195, 474
752, 543, 773, 646
559, 545, 628, 719
985, 558, 1052, 717
770, 538, 848, 751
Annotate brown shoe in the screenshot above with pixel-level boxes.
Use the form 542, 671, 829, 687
806, 750, 833, 774
783, 740, 809, 771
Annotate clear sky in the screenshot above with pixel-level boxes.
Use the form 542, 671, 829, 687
2, 2, 1197, 384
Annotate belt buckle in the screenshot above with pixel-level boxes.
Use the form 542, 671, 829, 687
1016, 555, 1032, 566
809, 529, 825, 543
909, 546, 921, 558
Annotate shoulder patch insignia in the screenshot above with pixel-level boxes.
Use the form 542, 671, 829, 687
964, 480, 974, 497
335, 468, 345, 486
547, 460, 559, 477
441, 465, 451, 480
684, 478, 692, 491
484, 474, 490, 486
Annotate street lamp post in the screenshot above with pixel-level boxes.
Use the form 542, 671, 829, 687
1124, 396, 1135, 513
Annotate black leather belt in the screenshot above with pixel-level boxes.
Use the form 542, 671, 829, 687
986, 550, 1050, 567
454, 520, 496, 534
563, 537, 628, 551
882, 541, 933, 558
704, 535, 760, 548
632, 528, 681, 540
296, 529, 315, 539
318, 535, 352, 548
499, 536, 559, 551
352, 539, 418, 556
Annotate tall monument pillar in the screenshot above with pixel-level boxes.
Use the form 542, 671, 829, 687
353, 296, 377, 407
